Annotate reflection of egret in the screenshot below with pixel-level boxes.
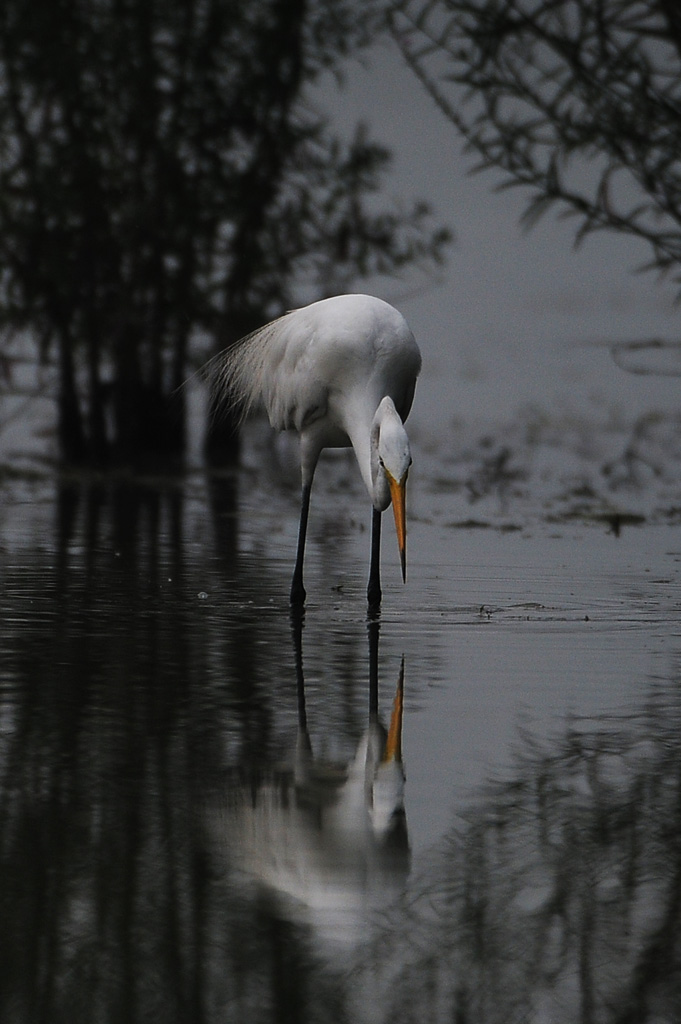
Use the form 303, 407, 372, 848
209, 294, 421, 606
208, 617, 409, 950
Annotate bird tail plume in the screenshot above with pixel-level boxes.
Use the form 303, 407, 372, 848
206, 313, 293, 427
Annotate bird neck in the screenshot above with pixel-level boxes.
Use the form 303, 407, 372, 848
346, 396, 397, 511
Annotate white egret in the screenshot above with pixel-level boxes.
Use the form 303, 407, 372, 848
211, 293, 421, 606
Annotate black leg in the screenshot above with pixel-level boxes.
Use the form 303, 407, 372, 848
290, 483, 311, 605
367, 506, 382, 609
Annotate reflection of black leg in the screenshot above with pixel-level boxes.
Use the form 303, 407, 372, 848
367, 507, 382, 609
290, 484, 311, 605
290, 605, 306, 730
290, 605, 313, 760
368, 615, 380, 718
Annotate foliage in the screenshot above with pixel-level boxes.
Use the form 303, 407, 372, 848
0, 0, 449, 464
390, 0, 681, 285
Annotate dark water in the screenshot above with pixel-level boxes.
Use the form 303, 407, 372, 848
1, 463, 681, 1023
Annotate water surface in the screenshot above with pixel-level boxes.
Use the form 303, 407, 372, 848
1, 437, 680, 1022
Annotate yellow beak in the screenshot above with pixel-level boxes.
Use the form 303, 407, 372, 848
387, 472, 408, 582
383, 659, 404, 762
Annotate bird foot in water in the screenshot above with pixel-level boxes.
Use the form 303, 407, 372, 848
367, 582, 382, 611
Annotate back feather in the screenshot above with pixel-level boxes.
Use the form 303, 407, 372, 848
208, 312, 294, 427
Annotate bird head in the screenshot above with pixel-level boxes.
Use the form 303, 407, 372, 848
370, 660, 406, 840
372, 397, 413, 582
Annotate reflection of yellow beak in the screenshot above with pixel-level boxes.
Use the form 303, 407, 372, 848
383, 659, 404, 762
387, 472, 408, 583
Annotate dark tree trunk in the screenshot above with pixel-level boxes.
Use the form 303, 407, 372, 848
112, 332, 143, 465
135, 384, 186, 466
203, 308, 261, 466
86, 318, 109, 465
57, 329, 87, 464
203, 394, 241, 467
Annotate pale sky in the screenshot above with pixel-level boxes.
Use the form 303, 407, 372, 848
317, 38, 681, 438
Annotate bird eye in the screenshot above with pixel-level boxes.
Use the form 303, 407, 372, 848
378, 456, 385, 468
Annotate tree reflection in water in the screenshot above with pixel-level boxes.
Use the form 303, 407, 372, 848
0, 478, 216, 1023
0, 475, 407, 1023
1, 475, 680, 1022
359, 677, 681, 1023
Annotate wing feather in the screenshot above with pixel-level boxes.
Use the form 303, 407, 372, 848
208, 310, 328, 432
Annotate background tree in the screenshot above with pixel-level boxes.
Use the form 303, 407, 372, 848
0, 0, 449, 467
390, 0, 681, 288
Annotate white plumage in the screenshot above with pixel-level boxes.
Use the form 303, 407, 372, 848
211, 293, 421, 605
